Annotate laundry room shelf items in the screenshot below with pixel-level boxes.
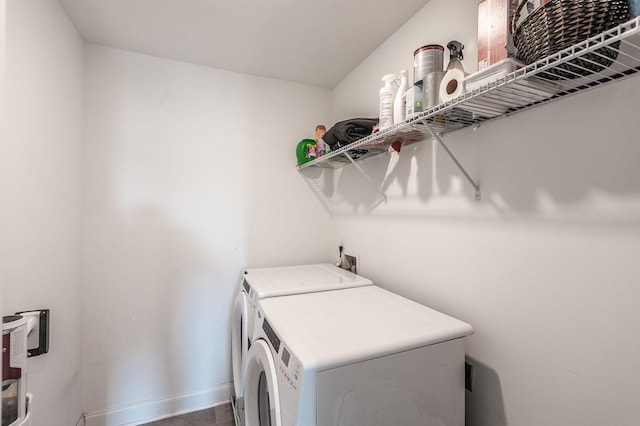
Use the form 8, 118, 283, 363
297, 17, 640, 200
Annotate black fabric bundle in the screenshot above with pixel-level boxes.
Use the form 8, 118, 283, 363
323, 118, 378, 150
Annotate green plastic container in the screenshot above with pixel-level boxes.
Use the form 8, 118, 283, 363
296, 139, 316, 165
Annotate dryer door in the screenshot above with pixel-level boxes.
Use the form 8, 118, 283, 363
244, 339, 282, 426
232, 290, 249, 400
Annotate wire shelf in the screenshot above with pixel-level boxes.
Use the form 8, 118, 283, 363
298, 17, 640, 171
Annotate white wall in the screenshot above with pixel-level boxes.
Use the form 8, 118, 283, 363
328, 1, 640, 425
81, 45, 333, 423
1, 0, 84, 424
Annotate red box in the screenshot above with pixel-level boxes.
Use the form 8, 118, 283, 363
477, 0, 519, 70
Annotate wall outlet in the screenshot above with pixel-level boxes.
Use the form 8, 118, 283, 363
343, 254, 358, 274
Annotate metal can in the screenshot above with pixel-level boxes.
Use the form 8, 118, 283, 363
423, 71, 446, 110
414, 44, 444, 83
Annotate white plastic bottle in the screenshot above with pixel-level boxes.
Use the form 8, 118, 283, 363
393, 69, 409, 125
379, 74, 398, 130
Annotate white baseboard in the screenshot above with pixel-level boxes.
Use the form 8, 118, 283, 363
83, 383, 232, 426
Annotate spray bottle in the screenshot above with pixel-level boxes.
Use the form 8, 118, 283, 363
439, 40, 468, 103
393, 69, 409, 125
379, 74, 398, 130
445, 40, 465, 72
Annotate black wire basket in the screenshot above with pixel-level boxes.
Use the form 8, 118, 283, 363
511, 0, 631, 79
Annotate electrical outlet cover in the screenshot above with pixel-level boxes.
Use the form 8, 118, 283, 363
343, 254, 358, 274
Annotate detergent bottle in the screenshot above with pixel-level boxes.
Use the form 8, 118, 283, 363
393, 69, 409, 125
379, 74, 398, 130
315, 125, 327, 157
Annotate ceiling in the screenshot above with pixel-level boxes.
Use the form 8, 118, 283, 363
57, 0, 430, 88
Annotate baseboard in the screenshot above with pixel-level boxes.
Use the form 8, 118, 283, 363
83, 383, 232, 426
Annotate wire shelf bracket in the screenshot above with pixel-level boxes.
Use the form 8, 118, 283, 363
421, 119, 481, 201
344, 151, 388, 204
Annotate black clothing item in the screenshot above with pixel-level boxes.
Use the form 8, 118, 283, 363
323, 118, 378, 150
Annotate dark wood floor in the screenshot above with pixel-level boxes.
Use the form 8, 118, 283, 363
139, 402, 234, 426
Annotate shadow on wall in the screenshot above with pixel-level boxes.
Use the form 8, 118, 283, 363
312, 80, 640, 214
84, 205, 227, 417
475, 84, 640, 212
465, 357, 507, 426
301, 140, 476, 213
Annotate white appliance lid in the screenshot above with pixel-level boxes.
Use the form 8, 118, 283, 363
242, 263, 372, 299
259, 285, 473, 370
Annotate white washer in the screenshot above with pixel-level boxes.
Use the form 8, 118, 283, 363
231, 264, 373, 425
243, 285, 473, 426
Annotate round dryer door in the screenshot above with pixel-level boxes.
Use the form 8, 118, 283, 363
232, 291, 249, 400
243, 339, 282, 426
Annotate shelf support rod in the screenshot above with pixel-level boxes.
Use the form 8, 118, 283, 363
421, 120, 481, 201
344, 151, 388, 204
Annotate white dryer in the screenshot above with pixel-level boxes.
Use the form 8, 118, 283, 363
231, 264, 373, 425
243, 285, 473, 426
